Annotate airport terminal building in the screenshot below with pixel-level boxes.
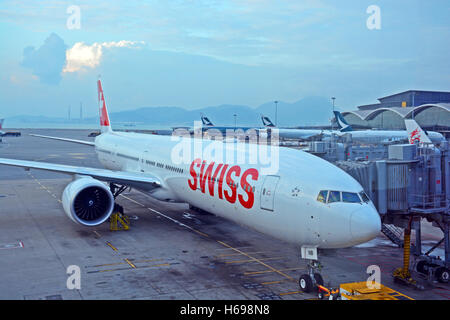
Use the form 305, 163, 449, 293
341, 90, 450, 134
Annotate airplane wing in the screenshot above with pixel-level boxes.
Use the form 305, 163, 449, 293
0, 158, 161, 192
29, 134, 95, 146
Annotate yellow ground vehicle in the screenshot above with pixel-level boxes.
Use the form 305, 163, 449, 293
316, 282, 414, 300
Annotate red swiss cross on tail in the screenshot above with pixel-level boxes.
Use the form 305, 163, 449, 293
97, 78, 112, 133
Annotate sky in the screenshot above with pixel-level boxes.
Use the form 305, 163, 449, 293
0, 0, 449, 118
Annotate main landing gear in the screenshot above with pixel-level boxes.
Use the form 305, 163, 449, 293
109, 183, 131, 231
298, 246, 324, 293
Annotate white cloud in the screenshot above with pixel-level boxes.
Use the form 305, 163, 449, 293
63, 40, 144, 73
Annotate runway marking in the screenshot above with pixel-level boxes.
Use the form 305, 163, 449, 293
215, 251, 269, 257
28, 173, 62, 204
215, 246, 254, 251
93, 231, 102, 238
260, 280, 287, 285
278, 291, 302, 296
86, 262, 171, 274
124, 258, 136, 269
225, 257, 284, 264
86, 258, 163, 269
106, 241, 118, 252
120, 194, 209, 238
217, 240, 295, 282
25, 177, 301, 295
244, 267, 304, 276
120, 194, 297, 284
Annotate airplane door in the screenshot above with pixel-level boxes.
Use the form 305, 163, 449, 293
140, 150, 149, 172
260, 175, 280, 211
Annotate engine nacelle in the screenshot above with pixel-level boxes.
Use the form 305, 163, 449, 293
62, 177, 114, 226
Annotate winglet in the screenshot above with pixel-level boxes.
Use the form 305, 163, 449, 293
97, 78, 112, 133
261, 114, 275, 127
405, 119, 432, 144
333, 111, 352, 132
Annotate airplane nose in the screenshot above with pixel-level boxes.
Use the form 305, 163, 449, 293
350, 206, 381, 244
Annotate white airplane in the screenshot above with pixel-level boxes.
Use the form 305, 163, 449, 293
0, 80, 381, 293
334, 111, 445, 145
260, 115, 329, 141
261, 111, 446, 145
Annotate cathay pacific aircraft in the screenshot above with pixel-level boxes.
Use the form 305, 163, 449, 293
333, 111, 445, 145
260, 112, 445, 145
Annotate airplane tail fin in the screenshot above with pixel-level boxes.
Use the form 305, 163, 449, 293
261, 114, 275, 127
97, 79, 112, 133
333, 111, 352, 132
405, 119, 432, 144
200, 113, 214, 126
0, 119, 4, 130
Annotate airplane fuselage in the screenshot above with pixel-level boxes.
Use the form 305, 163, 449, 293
342, 130, 444, 145
264, 128, 444, 145
94, 131, 381, 249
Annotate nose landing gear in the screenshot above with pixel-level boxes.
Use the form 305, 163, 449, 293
298, 246, 324, 293
299, 260, 324, 292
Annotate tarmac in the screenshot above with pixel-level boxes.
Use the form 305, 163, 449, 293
0, 129, 448, 300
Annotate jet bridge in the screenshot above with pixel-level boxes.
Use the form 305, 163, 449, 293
310, 141, 450, 284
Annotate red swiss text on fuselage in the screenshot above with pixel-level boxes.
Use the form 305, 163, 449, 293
188, 158, 259, 209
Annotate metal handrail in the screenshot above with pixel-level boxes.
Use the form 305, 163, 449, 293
409, 193, 449, 210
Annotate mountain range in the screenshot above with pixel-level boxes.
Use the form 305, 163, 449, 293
5, 96, 337, 128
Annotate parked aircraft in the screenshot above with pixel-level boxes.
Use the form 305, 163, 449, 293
260, 112, 445, 145
334, 111, 445, 145
0, 80, 381, 292
0, 119, 21, 137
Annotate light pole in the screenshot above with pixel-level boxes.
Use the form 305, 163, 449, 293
274, 101, 278, 127
233, 114, 237, 129
331, 97, 336, 130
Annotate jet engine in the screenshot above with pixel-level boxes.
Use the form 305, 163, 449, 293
62, 177, 114, 226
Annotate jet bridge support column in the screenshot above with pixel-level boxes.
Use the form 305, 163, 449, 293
376, 161, 387, 215
445, 222, 450, 264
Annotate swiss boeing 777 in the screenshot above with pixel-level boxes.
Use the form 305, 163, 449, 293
0, 80, 381, 292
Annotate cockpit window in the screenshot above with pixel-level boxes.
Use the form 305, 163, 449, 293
318, 190, 370, 204
342, 192, 361, 203
359, 191, 370, 203
317, 190, 328, 203
328, 191, 341, 203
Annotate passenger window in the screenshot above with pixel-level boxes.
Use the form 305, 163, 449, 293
342, 192, 361, 203
328, 191, 341, 203
317, 190, 328, 203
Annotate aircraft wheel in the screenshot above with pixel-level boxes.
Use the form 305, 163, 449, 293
299, 274, 313, 293
314, 273, 324, 286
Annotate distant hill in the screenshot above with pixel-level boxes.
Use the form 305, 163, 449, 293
5, 96, 335, 128
257, 96, 334, 127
